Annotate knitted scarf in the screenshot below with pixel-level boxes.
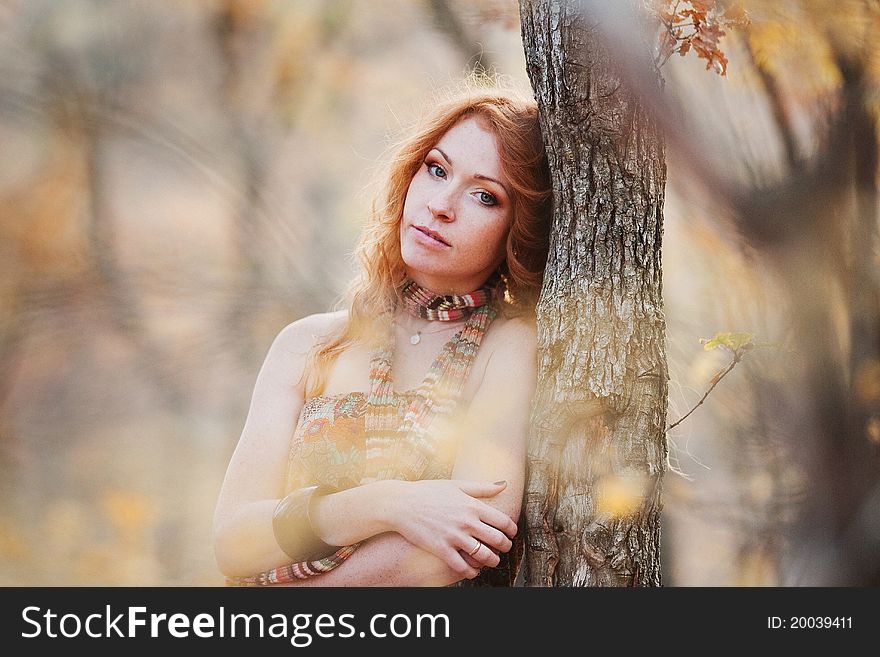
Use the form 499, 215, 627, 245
400, 271, 501, 321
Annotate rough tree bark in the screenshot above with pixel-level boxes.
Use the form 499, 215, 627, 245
518, 0, 668, 586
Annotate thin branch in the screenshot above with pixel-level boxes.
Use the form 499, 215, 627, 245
666, 350, 742, 432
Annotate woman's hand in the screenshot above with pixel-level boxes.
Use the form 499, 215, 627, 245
387, 479, 518, 579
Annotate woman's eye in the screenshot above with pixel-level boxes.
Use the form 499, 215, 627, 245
426, 162, 446, 178
477, 191, 498, 206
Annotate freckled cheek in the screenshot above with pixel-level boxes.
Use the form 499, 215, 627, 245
458, 227, 508, 263
401, 192, 414, 216
492, 227, 512, 262
401, 180, 420, 211
407, 175, 430, 200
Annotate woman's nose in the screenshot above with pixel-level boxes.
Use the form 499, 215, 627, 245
427, 191, 455, 222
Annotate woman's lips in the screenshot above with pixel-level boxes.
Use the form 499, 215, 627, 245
412, 225, 451, 248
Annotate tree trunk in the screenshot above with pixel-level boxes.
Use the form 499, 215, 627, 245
518, 0, 668, 586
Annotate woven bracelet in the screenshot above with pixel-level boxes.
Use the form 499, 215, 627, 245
272, 484, 342, 562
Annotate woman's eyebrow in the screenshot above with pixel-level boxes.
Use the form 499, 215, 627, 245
432, 147, 510, 197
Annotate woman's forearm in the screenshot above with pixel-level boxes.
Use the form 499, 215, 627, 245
214, 499, 289, 577
214, 480, 401, 578
271, 532, 471, 587
308, 480, 400, 547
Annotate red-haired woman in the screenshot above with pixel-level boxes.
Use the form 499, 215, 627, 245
213, 81, 553, 586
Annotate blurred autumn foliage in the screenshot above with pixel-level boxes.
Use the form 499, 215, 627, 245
0, 0, 877, 585
656, 0, 750, 75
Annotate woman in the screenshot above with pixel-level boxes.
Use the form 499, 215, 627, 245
213, 81, 553, 586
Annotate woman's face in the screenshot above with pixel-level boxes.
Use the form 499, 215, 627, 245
399, 115, 513, 295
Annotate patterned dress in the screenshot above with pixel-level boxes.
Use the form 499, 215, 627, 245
287, 390, 454, 493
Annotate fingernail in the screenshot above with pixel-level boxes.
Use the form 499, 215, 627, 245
494, 480, 506, 485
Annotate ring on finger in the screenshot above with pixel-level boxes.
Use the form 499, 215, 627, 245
467, 540, 482, 557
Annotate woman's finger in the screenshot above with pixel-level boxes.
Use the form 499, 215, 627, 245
456, 479, 508, 498
446, 548, 480, 579
477, 505, 518, 539
459, 537, 501, 569
472, 524, 513, 553
461, 552, 482, 570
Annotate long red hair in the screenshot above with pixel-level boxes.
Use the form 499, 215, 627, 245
303, 78, 552, 397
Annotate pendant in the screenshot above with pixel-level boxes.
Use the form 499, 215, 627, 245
410, 332, 421, 345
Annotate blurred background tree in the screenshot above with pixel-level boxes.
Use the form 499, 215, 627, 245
652, 0, 880, 585
0, 0, 876, 586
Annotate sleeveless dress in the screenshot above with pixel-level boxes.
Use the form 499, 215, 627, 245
226, 311, 522, 587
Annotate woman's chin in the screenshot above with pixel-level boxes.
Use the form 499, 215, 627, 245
400, 250, 449, 276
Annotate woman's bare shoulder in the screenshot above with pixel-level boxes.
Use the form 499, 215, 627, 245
464, 313, 537, 401
276, 309, 349, 354
487, 313, 537, 354
488, 313, 537, 376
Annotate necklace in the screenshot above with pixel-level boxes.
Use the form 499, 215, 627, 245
395, 317, 466, 345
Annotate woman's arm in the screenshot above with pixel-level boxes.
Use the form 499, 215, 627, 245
271, 316, 539, 587
450, 316, 537, 524
270, 532, 477, 587
213, 313, 400, 576
214, 482, 401, 577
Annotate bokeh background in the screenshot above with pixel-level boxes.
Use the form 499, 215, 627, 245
1, 0, 877, 585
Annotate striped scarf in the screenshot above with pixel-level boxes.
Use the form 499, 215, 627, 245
400, 270, 501, 321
